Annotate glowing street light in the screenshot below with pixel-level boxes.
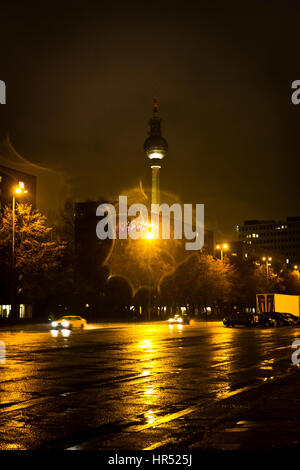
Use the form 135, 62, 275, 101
146, 231, 154, 240
216, 243, 229, 262
262, 256, 272, 278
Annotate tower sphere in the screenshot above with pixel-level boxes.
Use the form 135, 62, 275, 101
144, 134, 168, 159
143, 100, 168, 160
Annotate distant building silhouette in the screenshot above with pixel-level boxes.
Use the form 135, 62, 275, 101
74, 200, 113, 273
237, 217, 300, 265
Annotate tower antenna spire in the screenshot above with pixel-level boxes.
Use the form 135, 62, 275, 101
153, 96, 159, 114
153, 80, 159, 114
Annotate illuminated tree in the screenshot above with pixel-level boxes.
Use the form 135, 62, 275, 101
0, 203, 66, 313
159, 253, 234, 315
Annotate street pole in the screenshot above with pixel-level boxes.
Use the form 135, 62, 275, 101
10, 185, 28, 319
11, 195, 16, 319
262, 257, 272, 279
148, 249, 151, 322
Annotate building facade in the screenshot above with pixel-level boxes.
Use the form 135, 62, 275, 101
237, 217, 300, 265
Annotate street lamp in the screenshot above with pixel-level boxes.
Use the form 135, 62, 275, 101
11, 184, 28, 318
262, 256, 272, 278
216, 243, 228, 262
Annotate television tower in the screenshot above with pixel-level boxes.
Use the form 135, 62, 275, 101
143, 99, 168, 206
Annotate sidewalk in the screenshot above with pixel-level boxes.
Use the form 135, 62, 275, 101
186, 367, 300, 450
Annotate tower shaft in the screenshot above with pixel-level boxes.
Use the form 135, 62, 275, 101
151, 165, 160, 206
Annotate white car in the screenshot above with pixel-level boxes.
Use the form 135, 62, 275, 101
51, 315, 87, 330
168, 314, 190, 325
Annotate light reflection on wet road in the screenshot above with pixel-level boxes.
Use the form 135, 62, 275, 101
0, 321, 299, 450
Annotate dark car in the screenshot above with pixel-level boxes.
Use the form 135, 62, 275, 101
280, 312, 300, 326
268, 312, 294, 326
256, 314, 276, 327
223, 312, 257, 327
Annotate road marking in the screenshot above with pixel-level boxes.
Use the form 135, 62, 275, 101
144, 438, 178, 450
0, 396, 52, 414
211, 361, 231, 368
127, 407, 198, 433
130, 373, 290, 436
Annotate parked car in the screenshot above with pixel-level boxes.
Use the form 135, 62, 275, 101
51, 315, 87, 330
256, 314, 276, 327
280, 312, 300, 326
223, 312, 257, 327
168, 314, 190, 325
268, 312, 294, 326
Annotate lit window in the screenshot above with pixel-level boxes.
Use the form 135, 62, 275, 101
19, 181, 24, 189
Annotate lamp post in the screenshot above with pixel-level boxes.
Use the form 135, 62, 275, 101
11, 184, 27, 319
216, 243, 228, 262
262, 256, 272, 278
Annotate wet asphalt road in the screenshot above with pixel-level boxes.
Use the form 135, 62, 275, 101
0, 321, 299, 450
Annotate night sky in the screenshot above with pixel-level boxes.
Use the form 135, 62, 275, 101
0, 1, 300, 240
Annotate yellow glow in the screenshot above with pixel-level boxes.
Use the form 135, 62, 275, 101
294, 265, 298, 270
141, 370, 150, 377
146, 231, 154, 240
144, 386, 155, 396
50, 329, 59, 338
268, 257, 272, 261
15, 187, 22, 194
138, 339, 153, 350
61, 329, 71, 338
262, 257, 266, 261
145, 410, 155, 424
216, 243, 228, 250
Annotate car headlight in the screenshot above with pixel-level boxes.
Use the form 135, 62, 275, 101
61, 320, 70, 328
51, 321, 58, 327
178, 317, 183, 323
168, 318, 173, 322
